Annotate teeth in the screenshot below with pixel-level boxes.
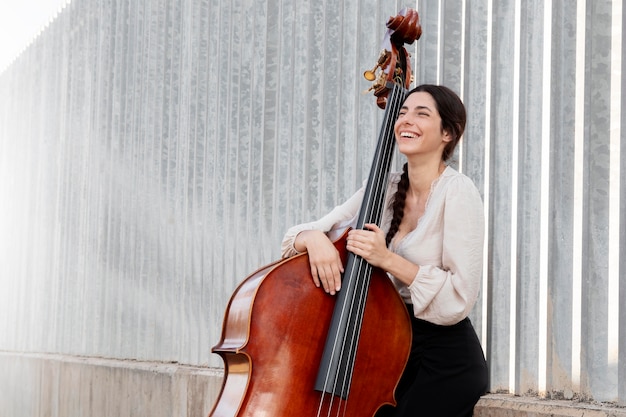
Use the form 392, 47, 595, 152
400, 132, 416, 138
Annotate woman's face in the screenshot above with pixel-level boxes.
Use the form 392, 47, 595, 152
394, 91, 450, 160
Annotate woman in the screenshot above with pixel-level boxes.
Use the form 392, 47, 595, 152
281, 84, 488, 416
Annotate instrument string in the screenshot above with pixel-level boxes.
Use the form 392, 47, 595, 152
315, 83, 405, 417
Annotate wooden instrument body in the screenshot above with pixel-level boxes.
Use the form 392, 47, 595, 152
210, 229, 411, 416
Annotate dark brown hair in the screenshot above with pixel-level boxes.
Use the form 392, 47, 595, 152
385, 85, 467, 246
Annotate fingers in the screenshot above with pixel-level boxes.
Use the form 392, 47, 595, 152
347, 227, 378, 253
363, 223, 382, 233
311, 259, 343, 295
347, 225, 388, 267
302, 231, 344, 295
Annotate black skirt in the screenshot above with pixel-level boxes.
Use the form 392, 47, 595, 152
376, 308, 488, 417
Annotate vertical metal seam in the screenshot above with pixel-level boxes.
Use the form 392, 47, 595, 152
538, 0, 553, 395
571, 0, 586, 391
509, 0, 521, 393
607, 0, 622, 370
482, 0, 494, 360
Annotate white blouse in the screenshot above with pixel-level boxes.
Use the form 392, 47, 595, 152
281, 166, 484, 326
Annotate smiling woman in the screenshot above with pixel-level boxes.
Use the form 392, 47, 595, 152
282, 84, 488, 417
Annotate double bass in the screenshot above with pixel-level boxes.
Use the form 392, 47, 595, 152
209, 8, 422, 417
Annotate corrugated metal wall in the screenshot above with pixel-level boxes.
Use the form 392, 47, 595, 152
0, 0, 623, 406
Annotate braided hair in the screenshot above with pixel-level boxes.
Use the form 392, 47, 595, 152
385, 162, 410, 246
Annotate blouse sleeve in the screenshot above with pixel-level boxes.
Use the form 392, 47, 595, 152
280, 186, 365, 258
407, 176, 485, 325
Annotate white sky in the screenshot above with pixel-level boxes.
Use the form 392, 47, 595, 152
0, 0, 70, 73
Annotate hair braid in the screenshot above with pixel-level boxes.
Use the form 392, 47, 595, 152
385, 163, 410, 246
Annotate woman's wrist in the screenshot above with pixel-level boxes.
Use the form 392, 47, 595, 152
294, 229, 320, 253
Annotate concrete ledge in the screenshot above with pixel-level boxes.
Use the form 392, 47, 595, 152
475, 394, 626, 417
0, 352, 223, 417
2, 352, 625, 417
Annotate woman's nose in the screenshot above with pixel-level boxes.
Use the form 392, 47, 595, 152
397, 116, 413, 126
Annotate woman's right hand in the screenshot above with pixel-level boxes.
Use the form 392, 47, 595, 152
294, 230, 344, 295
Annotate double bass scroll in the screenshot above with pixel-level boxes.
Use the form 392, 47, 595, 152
364, 8, 421, 109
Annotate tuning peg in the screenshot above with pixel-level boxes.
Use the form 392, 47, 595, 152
362, 86, 376, 95
363, 50, 391, 81
364, 68, 377, 81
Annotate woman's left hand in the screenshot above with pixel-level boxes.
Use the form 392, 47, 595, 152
346, 223, 391, 268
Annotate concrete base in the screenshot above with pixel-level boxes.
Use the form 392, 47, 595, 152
0, 352, 222, 417
1, 352, 625, 416
475, 394, 626, 417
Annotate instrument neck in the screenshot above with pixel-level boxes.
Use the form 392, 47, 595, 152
355, 83, 407, 230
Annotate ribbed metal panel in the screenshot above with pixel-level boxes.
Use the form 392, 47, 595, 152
0, 0, 623, 406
